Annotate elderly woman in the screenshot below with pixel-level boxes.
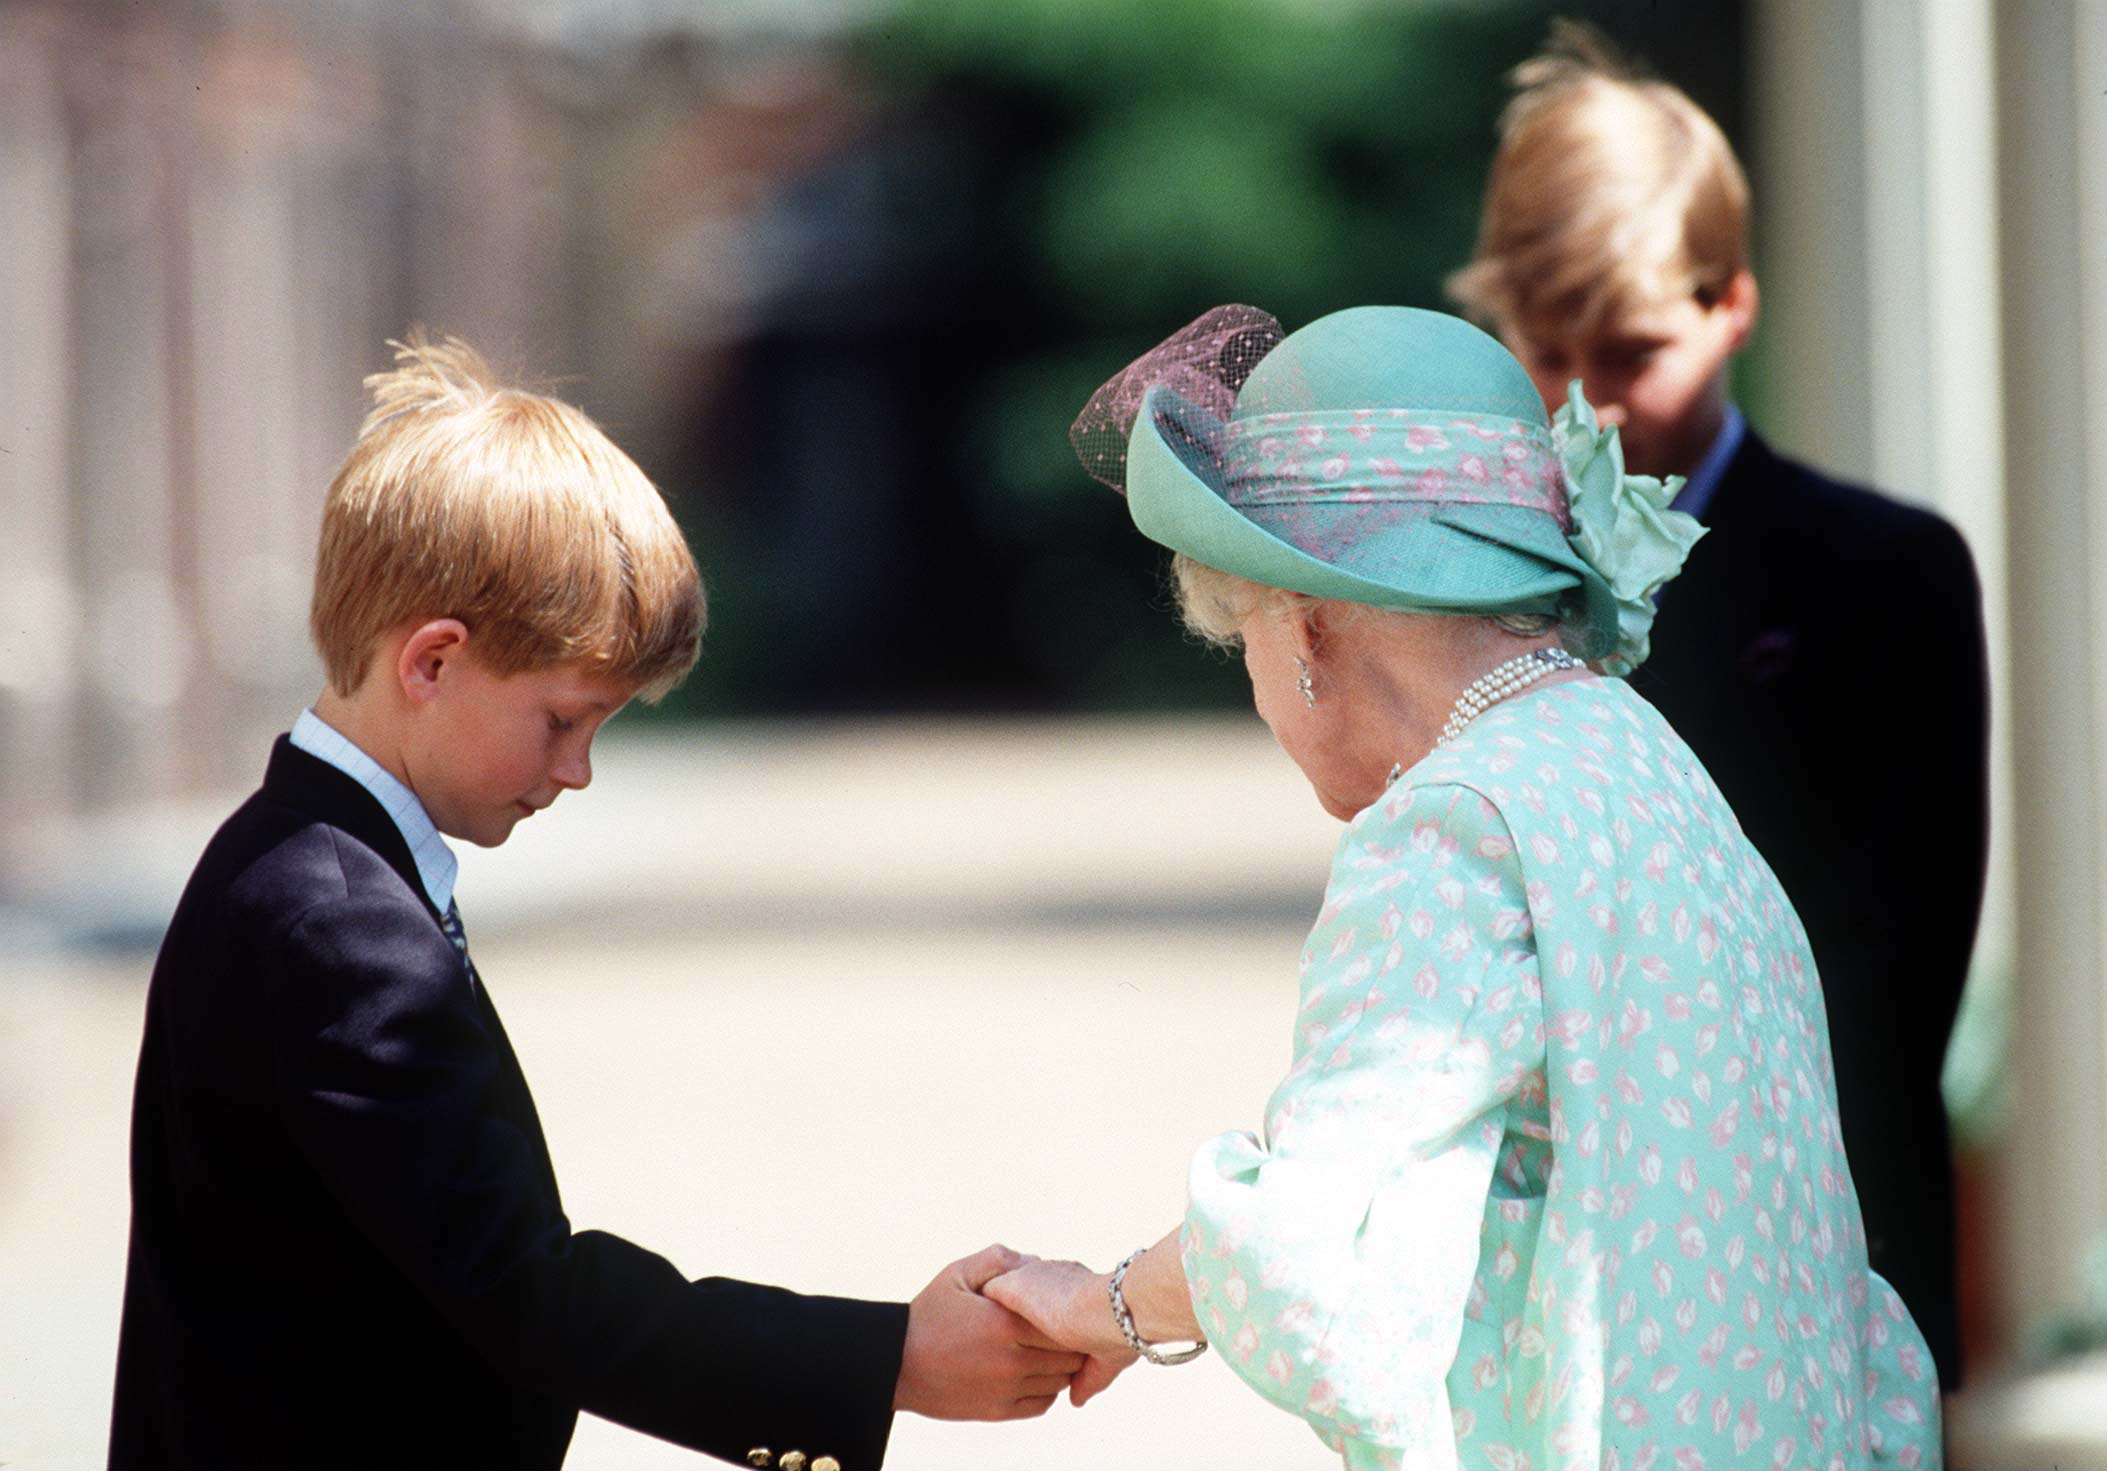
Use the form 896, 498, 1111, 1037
987, 307, 1940, 1470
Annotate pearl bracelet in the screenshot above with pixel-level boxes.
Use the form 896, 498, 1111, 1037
1107, 1248, 1209, 1365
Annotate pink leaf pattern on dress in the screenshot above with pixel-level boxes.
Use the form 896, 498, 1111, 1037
1180, 679, 1940, 1470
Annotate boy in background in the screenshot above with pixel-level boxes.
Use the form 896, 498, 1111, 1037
1450, 23, 1990, 1390
109, 337, 1081, 1468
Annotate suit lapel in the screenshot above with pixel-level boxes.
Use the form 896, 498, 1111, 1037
1637, 431, 1797, 703
261, 736, 561, 1191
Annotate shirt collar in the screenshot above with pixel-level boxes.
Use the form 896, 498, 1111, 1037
1668, 402, 1746, 524
289, 709, 459, 914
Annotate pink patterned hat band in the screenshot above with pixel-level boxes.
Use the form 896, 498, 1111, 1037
1220, 409, 1570, 530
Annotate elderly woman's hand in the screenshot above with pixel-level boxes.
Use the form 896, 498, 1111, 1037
984, 1259, 1138, 1406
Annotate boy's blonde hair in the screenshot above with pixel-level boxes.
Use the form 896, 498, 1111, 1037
1447, 21, 1749, 340
311, 335, 704, 701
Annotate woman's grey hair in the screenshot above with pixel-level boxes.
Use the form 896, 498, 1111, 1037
1170, 552, 1572, 650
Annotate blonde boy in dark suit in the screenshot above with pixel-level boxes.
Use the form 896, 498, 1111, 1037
110, 337, 1080, 1469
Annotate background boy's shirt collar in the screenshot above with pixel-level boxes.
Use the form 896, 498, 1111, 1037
1669, 402, 1746, 524
289, 708, 459, 914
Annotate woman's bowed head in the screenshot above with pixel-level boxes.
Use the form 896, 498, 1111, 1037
1062, 303, 1702, 819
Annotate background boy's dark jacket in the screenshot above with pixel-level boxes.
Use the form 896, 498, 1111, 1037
1633, 428, 1990, 1390
110, 738, 908, 1469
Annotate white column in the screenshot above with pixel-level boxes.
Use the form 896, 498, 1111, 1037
1749, 0, 1874, 484
1858, 0, 2020, 1146
1995, 0, 2107, 1340
189, 102, 328, 780
0, 14, 80, 855
63, 23, 202, 810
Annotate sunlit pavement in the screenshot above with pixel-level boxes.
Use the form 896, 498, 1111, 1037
12, 715, 2094, 1469
1, 716, 1350, 1470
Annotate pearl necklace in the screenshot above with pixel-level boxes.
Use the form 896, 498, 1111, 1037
1435, 647, 1582, 748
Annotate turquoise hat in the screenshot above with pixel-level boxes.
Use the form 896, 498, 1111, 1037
1072, 305, 1703, 674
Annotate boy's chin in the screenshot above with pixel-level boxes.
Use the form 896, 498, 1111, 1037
443, 813, 523, 848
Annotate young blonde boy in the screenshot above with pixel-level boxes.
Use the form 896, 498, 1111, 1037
1451, 23, 1990, 1389
109, 338, 1080, 1469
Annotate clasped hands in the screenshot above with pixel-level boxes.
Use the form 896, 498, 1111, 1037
893, 1245, 1140, 1421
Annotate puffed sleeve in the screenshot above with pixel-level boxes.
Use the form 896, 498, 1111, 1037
1182, 780, 1542, 1463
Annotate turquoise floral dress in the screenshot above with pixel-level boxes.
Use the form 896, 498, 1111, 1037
1180, 676, 1940, 1471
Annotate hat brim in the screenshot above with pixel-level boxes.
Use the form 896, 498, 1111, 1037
1126, 385, 1619, 654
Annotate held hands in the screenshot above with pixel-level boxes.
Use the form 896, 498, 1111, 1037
894, 1245, 1089, 1421
984, 1259, 1138, 1408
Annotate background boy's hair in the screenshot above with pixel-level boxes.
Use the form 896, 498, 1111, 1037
310, 334, 704, 701
1447, 19, 1749, 339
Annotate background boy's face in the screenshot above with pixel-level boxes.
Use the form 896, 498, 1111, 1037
407, 651, 638, 848
1502, 271, 1757, 478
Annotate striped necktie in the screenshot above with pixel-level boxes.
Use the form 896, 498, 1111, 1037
439, 900, 481, 996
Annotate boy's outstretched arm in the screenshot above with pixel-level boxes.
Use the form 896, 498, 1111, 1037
894, 1245, 1087, 1421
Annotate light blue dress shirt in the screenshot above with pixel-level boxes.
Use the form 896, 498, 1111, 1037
289, 709, 458, 915
1668, 402, 1746, 524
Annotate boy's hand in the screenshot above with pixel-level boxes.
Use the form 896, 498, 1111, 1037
893, 1245, 1087, 1421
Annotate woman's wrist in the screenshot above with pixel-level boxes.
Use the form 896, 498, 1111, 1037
1107, 1245, 1209, 1363
1074, 1270, 1131, 1355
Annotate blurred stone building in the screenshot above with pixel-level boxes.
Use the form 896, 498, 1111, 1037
0, 0, 576, 847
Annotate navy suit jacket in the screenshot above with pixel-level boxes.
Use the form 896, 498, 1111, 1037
1632, 430, 1990, 1388
110, 738, 908, 1468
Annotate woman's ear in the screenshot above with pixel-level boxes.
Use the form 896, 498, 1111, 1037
397, 619, 470, 705
1286, 594, 1327, 666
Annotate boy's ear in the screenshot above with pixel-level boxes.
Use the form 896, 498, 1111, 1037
1721, 269, 1759, 350
398, 618, 471, 704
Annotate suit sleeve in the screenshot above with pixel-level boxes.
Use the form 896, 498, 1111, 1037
1813, 512, 1987, 1388
264, 875, 907, 1468
1888, 514, 1990, 1057
1829, 514, 1990, 1091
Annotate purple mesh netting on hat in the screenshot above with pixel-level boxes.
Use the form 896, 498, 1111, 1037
1071, 305, 1569, 574
1071, 305, 1286, 494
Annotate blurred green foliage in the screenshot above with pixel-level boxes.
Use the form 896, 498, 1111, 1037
868, 0, 1540, 332
2034, 1235, 2107, 1364
654, 0, 1745, 718
1942, 956, 2011, 1150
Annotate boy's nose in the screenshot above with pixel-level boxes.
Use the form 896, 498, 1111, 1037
1593, 401, 1629, 429
552, 750, 592, 791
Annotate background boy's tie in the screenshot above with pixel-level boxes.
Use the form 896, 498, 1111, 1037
440, 900, 481, 996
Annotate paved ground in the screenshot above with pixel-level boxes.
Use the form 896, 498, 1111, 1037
9, 715, 2098, 1468
0, 716, 1351, 1470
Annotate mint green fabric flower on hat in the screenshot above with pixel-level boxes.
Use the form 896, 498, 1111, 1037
1553, 380, 1706, 676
